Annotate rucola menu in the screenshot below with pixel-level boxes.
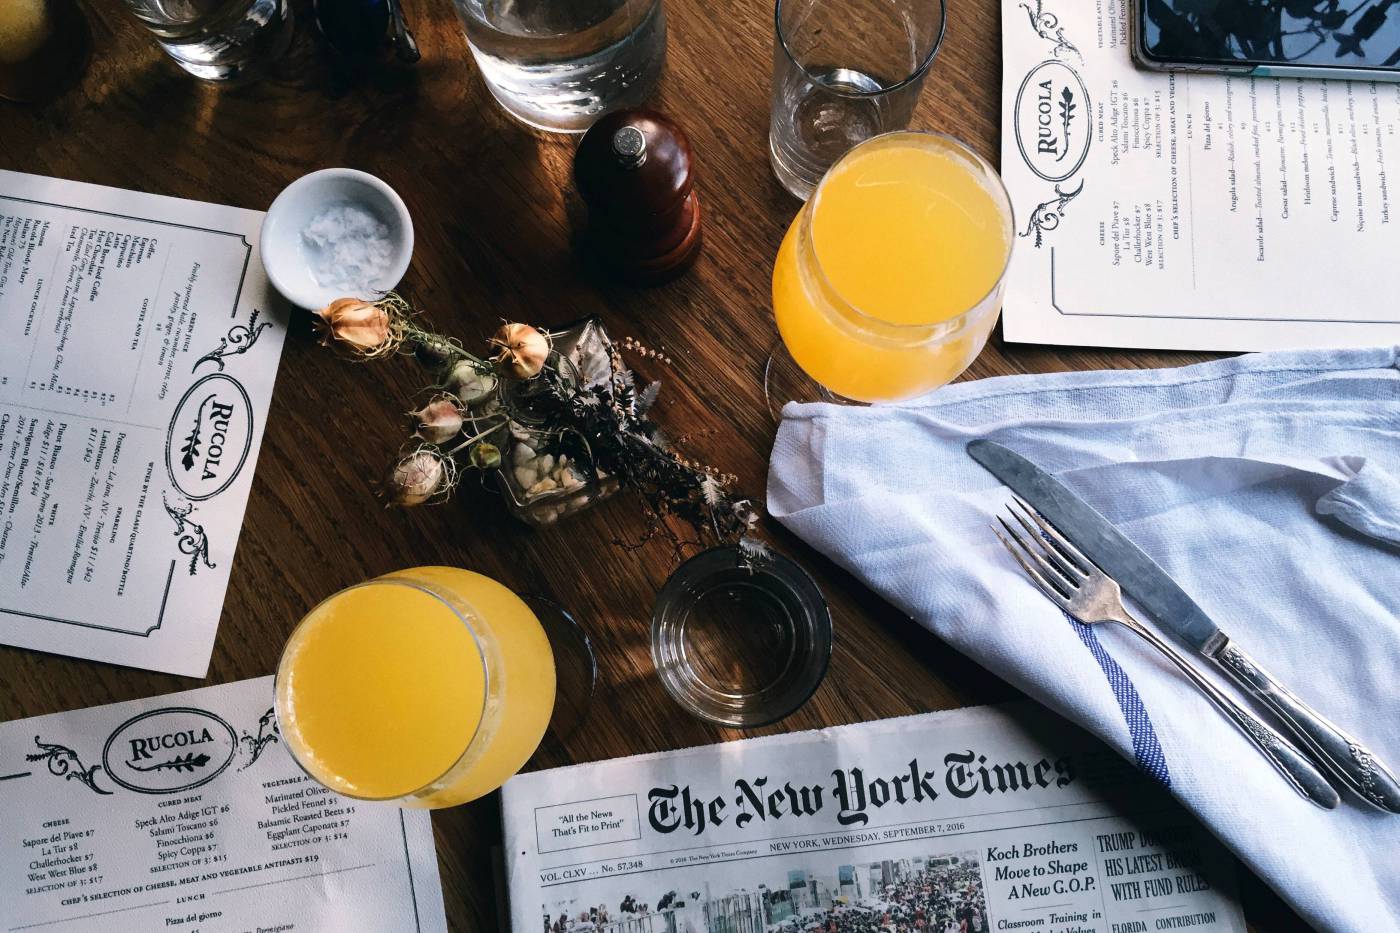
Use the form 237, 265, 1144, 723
0, 171, 285, 676
1000, 0, 1400, 351
0, 676, 447, 932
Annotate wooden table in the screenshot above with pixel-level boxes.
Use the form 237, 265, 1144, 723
0, 0, 1307, 929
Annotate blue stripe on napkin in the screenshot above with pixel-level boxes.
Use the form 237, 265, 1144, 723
1066, 613, 1171, 787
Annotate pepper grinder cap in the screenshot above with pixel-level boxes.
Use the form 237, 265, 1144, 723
573, 109, 694, 222
612, 126, 647, 168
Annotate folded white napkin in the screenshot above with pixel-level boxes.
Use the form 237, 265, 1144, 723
768, 347, 1400, 932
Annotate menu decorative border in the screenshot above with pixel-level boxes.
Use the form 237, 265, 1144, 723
0, 192, 255, 638
193, 309, 273, 373
1018, 0, 1082, 60
0, 194, 252, 320
0, 562, 176, 637
26, 736, 113, 795
1048, 250, 1394, 323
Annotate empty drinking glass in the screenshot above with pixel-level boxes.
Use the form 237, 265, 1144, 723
119, 0, 294, 81
769, 0, 946, 199
651, 546, 832, 727
451, 0, 667, 133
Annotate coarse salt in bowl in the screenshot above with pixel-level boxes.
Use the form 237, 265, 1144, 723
261, 168, 414, 310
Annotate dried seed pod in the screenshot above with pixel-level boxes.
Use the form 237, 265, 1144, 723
491, 323, 550, 378
314, 297, 392, 354
409, 395, 464, 445
414, 335, 459, 369
389, 450, 448, 506
470, 442, 502, 470
444, 360, 498, 406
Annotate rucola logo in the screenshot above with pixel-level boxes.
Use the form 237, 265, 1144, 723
128, 725, 216, 772
165, 373, 253, 500
1015, 60, 1091, 183
102, 708, 238, 793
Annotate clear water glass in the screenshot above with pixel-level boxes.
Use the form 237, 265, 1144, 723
651, 546, 831, 728
769, 0, 946, 199
119, 0, 293, 81
451, 0, 667, 134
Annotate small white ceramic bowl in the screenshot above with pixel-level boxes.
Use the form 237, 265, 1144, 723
260, 168, 414, 310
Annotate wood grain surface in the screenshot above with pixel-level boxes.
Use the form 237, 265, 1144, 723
0, 0, 1307, 929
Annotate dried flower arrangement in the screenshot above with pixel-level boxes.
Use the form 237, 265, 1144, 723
312, 294, 760, 554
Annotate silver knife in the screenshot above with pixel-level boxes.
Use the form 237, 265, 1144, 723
969, 439, 1400, 813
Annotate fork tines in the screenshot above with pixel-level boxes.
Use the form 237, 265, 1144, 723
993, 497, 1097, 601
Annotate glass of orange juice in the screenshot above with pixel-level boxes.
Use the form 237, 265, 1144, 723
769, 131, 1014, 406
274, 567, 569, 808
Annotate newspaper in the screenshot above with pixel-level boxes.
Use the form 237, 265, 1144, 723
503, 704, 1245, 933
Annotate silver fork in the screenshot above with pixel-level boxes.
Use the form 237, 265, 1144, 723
995, 498, 1340, 810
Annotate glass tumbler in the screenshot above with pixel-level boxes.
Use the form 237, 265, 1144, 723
769, 0, 946, 199
119, 0, 294, 82
451, 0, 667, 133
652, 546, 831, 728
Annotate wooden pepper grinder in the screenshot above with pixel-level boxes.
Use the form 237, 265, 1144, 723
573, 109, 702, 285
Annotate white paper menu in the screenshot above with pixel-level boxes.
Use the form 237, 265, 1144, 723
0, 170, 285, 676
1000, 0, 1400, 351
0, 676, 448, 932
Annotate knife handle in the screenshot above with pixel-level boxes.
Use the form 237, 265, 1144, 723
1211, 639, 1400, 812
1119, 618, 1339, 809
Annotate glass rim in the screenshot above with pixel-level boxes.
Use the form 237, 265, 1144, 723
801, 130, 1017, 341
650, 545, 832, 728
273, 575, 492, 803
459, 0, 661, 42
774, 0, 948, 99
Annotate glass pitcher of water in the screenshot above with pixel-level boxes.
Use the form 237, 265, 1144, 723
451, 0, 666, 133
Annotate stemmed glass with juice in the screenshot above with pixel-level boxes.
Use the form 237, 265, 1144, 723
274, 567, 557, 808
772, 131, 1015, 403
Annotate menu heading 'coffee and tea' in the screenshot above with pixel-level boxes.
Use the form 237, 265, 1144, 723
1000, 0, 1400, 351
0, 676, 447, 932
0, 170, 285, 676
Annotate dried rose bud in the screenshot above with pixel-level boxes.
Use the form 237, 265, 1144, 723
444, 360, 498, 406
414, 335, 459, 369
389, 450, 446, 506
492, 323, 549, 379
409, 396, 463, 445
470, 442, 502, 470
314, 298, 392, 354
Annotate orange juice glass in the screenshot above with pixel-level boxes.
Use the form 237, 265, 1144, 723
772, 131, 1014, 403
274, 567, 556, 808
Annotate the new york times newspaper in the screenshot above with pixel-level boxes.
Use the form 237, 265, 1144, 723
502, 704, 1244, 933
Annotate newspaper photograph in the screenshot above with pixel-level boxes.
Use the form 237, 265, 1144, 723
502, 704, 1244, 933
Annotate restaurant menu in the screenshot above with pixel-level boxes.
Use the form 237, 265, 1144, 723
0, 676, 448, 932
1000, 0, 1400, 351
0, 170, 285, 676
503, 703, 1245, 933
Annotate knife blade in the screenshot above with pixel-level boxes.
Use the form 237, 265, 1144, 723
968, 438, 1400, 813
967, 439, 1222, 651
